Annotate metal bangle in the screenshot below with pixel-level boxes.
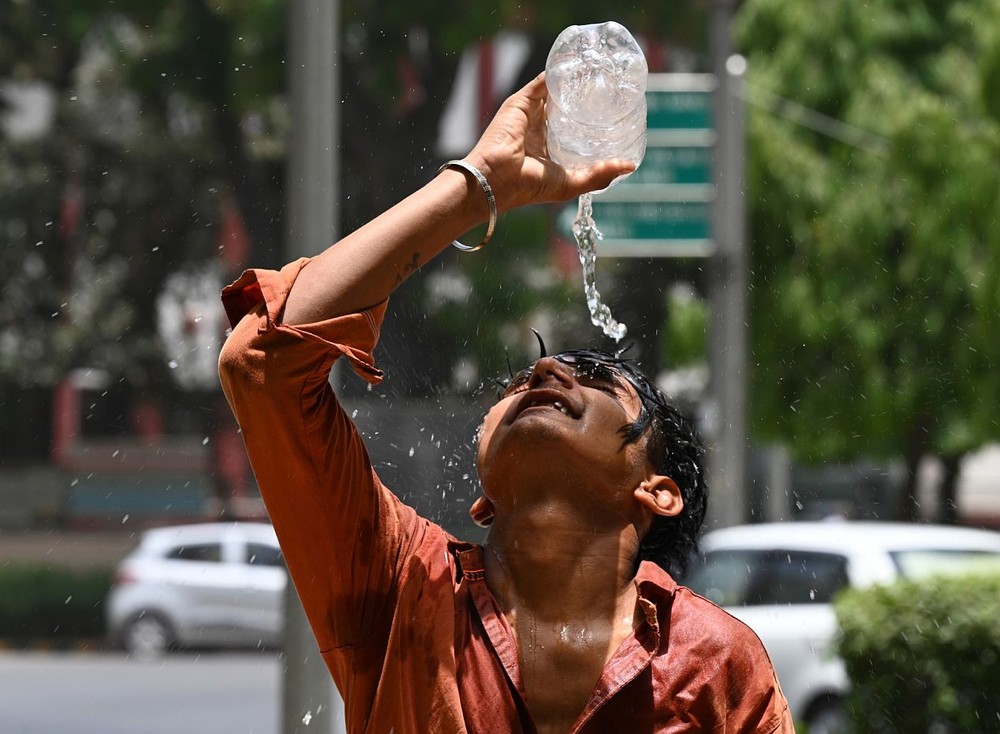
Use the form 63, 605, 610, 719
437, 159, 497, 252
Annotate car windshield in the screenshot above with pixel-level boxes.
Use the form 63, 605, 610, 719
891, 549, 1000, 580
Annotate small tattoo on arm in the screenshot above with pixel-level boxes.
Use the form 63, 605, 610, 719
393, 252, 421, 286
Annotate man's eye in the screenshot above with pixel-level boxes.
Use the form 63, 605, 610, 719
589, 381, 618, 394
575, 373, 618, 394
502, 372, 531, 397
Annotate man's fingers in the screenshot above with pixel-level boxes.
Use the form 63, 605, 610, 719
566, 160, 636, 198
524, 72, 547, 98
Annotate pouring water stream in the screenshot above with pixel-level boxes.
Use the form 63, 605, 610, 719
572, 193, 627, 341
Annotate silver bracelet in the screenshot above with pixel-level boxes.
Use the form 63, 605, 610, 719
437, 159, 497, 252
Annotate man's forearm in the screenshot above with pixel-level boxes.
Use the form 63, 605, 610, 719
283, 166, 487, 325
282, 74, 632, 326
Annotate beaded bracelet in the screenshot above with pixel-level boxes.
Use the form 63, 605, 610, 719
437, 159, 497, 252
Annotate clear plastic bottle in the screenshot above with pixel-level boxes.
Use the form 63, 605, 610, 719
545, 21, 648, 181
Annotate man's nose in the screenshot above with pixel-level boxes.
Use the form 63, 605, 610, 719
528, 356, 575, 388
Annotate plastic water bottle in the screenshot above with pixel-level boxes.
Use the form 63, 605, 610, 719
545, 21, 648, 182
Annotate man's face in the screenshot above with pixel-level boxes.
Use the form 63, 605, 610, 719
498, 353, 646, 421
475, 352, 652, 507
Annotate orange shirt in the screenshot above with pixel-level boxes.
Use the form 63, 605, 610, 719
219, 258, 795, 734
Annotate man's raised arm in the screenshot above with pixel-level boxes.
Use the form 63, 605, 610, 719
281, 74, 631, 325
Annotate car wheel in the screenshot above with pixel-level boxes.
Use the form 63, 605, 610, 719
806, 699, 848, 734
123, 612, 174, 660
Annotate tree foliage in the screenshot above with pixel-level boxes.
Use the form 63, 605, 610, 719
736, 0, 1000, 493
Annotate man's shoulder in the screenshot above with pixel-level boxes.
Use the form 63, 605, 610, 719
668, 584, 772, 655
667, 585, 793, 729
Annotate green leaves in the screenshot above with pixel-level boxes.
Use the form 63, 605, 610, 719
739, 0, 1000, 462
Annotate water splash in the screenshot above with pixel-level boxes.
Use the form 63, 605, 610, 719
572, 193, 627, 341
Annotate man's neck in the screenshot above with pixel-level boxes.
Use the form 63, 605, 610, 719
482, 499, 640, 622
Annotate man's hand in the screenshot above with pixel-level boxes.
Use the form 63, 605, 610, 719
466, 74, 636, 213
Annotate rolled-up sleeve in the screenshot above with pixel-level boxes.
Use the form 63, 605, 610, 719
218, 257, 423, 664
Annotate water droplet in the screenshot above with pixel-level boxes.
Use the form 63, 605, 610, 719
168, 360, 179, 369
122, 514, 130, 524
202, 436, 210, 446
301, 711, 312, 725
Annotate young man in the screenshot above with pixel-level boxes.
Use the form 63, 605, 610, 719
220, 74, 793, 733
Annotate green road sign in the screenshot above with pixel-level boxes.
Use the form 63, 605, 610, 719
558, 200, 713, 258
627, 144, 713, 186
646, 77, 714, 130
559, 74, 716, 258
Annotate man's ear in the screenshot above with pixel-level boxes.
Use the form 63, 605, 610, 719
633, 475, 683, 518
469, 495, 495, 527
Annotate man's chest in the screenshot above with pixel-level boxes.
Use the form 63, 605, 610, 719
517, 633, 611, 734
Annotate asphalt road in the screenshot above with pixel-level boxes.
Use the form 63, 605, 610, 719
0, 651, 282, 734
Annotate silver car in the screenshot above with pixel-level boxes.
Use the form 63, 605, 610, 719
682, 521, 1000, 734
106, 522, 286, 658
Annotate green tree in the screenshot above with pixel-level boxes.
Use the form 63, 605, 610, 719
736, 0, 1000, 520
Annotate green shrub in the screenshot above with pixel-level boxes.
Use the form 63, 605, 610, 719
834, 573, 1000, 733
0, 564, 114, 643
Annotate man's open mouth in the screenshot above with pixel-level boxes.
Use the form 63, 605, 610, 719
518, 389, 579, 418
528, 399, 571, 416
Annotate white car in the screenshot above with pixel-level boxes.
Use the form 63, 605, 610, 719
681, 521, 1000, 733
106, 522, 286, 658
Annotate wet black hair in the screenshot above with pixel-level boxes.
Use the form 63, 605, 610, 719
554, 349, 707, 577
497, 342, 708, 578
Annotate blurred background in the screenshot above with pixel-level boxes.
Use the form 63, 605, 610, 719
2, 0, 1000, 732
6, 0, 1000, 549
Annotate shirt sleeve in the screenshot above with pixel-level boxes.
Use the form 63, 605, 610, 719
218, 257, 427, 660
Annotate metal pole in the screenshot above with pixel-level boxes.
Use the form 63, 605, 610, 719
286, 0, 339, 259
763, 444, 792, 522
705, 0, 749, 530
283, 2, 344, 733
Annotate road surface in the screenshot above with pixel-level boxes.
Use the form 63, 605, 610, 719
0, 651, 282, 734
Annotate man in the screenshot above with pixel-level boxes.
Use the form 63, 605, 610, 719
220, 74, 793, 733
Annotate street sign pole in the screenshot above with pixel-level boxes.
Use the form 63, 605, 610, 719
705, 0, 749, 531
283, 2, 345, 733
